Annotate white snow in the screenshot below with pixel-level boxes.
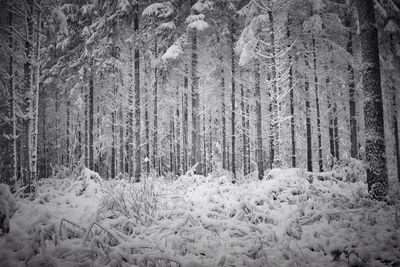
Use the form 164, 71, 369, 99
192, 0, 213, 13
0, 167, 399, 266
142, 2, 174, 18
186, 14, 209, 31
161, 35, 188, 61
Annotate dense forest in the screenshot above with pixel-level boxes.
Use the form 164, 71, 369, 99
1, 0, 400, 266
1, 0, 399, 198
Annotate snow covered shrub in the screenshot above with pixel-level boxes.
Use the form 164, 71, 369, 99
101, 178, 159, 227
0, 183, 17, 234
332, 157, 366, 183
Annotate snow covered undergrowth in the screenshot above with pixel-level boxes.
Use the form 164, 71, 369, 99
0, 168, 399, 267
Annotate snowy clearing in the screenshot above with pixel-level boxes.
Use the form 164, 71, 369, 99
0, 168, 399, 267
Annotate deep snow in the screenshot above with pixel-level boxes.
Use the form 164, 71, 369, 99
0, 167, 399, 267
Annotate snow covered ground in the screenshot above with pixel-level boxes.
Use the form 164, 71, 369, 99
0, 167, 399, 267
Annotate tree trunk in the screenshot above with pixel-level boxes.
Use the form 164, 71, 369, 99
221, 55, 227, 170
390, 33, 400, 182
88, 63, 94, 171
304, 59, 312, 172
355, 0, 388, 199
8, 10, 17, 182
24, 0, 34, 191
66, 98, 70, 166
268, 10, 280, 168
134, 3, 141, 181
176, 88, 181, 175
240, 70, 247, 176
144, 62, 150, 175
312, 35, 323, 172
346, 10, 358, 159
182, 67, 189, 173
231, 21, 236, 179
128, 44, 134, 176
288, 24, 296, 168
255, 60, 264, 180
111, 63, 116, 178
191, 27, 200, 171
153, 37, 158, 176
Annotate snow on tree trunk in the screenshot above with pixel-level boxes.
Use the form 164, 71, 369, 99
24, 0, 34, 191
312, 34, 323, 172
88, 62, 94, 171
231, 21, 236, 180
255, 59, 264, 180
8, 10, 17, 183
191, 27, 200, 172
134, 3, 141, 182
240, 70, 247, 176
345, 9, 358, 159
153, 37, 159, 176
355, 0, 388, 199
128, 44, 134, 177
176, 88, 181, 176
221, 55, 227, 171
304, 58, 312, 172
183, 67, 189, 174
288, 23, 296, 168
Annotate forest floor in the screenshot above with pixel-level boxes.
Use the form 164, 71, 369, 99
1, 166, 400, 267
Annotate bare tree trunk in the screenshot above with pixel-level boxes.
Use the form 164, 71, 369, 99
255, 60, 264, 180
355, 0, 388, 199
24, 0, 34, 191
176, 88, 181, 175
134, 3, 141, 181
153, 37, 158, 176
88, 62, 94, 170
111, 62, 116, 178
390, 33, 400, 182
128, 44, 134, 176
202, 103, 207, 175
345, 9, 358, 159
191, 27, 200, 171
240, 70, 247, 176
8, 10, 17, 182
66, 98, 70, 166
182, 68, 189, 173
304, 58, 312, 172
221, 55, 227, 170
230, 22, 236, 179
144, 62, 150, 175
268, 10, 280, 168
246, 85, 251, 173
119, 61, 125, 174
312, 34, 323, 172
288, 24, 296, 168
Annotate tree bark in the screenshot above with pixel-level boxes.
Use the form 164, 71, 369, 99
355, 0, 388, 199
268, 10, 280, 168
153, 37, 158, 176
8, 10, 17, 182
231, 21, 236, 179
221, 55, 227, 170
24, 0, 34, 191
134, 3, 141, 181
191, 27, 200, 171
240, 70, 247, 176
182, 67, 189, 173
304, 58, 312, 172
346, 9, 358, 159
255, 60, 264, 180
88, 63, 94, 170
128, 44, 134, 176
288, 24, 296, 168
312, 35, 323, 172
